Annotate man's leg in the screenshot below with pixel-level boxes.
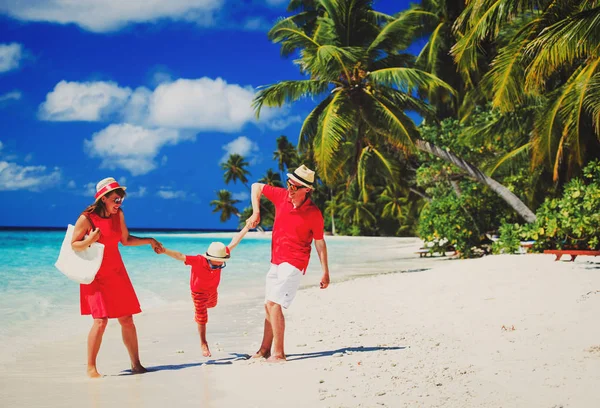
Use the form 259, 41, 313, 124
265, 300, 286, 361
253, 304, 273, 358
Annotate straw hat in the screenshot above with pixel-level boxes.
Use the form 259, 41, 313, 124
95, 177, 126, 201
287, 164, 315, 189
205, 242, 231, 262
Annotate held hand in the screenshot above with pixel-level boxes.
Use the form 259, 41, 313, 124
151, 239, 165, 254
88, 228, 101, 243
319, 273, 330, 289
246, 213, 260, 229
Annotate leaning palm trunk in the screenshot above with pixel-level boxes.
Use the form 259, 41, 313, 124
415, 140, 537, 223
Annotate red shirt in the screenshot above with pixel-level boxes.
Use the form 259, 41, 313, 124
185, 255, 221, 292
263, 185, 324, 273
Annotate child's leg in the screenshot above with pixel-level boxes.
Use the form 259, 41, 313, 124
197, 323, 211, 357
192, 291, 211, 357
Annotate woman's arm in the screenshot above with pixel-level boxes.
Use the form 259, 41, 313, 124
227, 224, 250, 252
161, 247, 186, 262
71, 214, 101, 252
119, 210, 163, 253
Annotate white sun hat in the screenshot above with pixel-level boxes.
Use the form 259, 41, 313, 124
287, 164, 315, 188
95, 177, 127, 201
205, 242, 231, 262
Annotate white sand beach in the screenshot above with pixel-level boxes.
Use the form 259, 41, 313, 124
1, 238, 600, 407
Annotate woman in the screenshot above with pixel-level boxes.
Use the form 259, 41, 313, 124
71, 177, 163, 378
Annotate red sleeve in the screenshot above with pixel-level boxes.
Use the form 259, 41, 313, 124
184, 255, 201, 266
262, 185, 287, 206
312, 209, 325, 240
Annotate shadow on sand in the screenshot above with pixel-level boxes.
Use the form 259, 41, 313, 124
118, 353, 252, 375
286, 345, 405, 362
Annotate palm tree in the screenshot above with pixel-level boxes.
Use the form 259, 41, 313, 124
210, 190, 241, 222
272, 135, 298, 175
253, 0, 536, 222
451, 0, 600, 183
390, 0, 467, 118
221, 154, 251, 186
258, 168, 284, 187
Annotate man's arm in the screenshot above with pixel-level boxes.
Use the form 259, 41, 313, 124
228, 224, 250, 251
246, 183, 265, 228
314, 239, 330, 289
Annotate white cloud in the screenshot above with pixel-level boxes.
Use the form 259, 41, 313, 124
220, 136, 260, 164
157, 189, 186, 199
0, 0, 224, 33
39, 80, 132, 121
0, 43, 23, 73
243, 17, 271, 31
41, 77, 295, 132
84, 124, 195, 175
148, 77, 257, 132
232, 191, 249, 201
67, 180, 76, 188
0, 91, 22, 103
0, 141, 3, 151
83, 182, 96, 196
0, 161, 61, 191
265, 0, 288, 5
127, 186, 147, 198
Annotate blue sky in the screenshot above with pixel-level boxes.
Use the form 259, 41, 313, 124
0, 0, 412, 229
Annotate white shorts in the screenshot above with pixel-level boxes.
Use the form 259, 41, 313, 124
264, 262, 303, 309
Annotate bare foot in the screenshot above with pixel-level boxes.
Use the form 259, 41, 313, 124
252, 349, 271, 359
131, 364, 148, 374
201, 343, 212, 357
87, 367, 102, 378
266, 355, 286, 363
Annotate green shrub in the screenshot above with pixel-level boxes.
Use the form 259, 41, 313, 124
496, 160, 600, 251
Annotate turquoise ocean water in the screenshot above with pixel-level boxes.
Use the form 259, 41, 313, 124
0, 229, 424, 362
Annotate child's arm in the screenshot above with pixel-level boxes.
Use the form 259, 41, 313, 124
227, 224, 250, 252
161, 247, 186, 262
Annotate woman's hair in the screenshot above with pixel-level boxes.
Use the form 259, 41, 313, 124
82, 188, 126, 216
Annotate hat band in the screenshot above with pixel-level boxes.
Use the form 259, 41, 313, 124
206, 252, 229, 259
95, 182, 121, 200
291, 171, 313, 186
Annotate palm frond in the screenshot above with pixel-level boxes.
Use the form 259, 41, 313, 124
525, 7, 600, 92
298, 95, 333, 152
268, 18, 321, 57
252, 80, 331, 118
490, 142, 532, 175
368, 10, 438, 54
368, 67, 457, 96
313, 91, 354, 182
359, 91, 420, 152
584, 72, 600, 136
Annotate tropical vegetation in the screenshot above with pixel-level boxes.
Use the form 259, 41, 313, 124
211, 0, 600, 257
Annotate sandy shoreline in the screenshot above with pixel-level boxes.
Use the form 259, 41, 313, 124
2, 239, 600, 407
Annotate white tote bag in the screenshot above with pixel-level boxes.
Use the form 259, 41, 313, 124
55, 218, 105, 284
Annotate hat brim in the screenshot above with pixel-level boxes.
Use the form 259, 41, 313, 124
286, 173, 313, 189
95, 186, 127, 202
205, 254, 230, 262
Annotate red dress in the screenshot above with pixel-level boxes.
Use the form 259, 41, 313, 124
80, 212, 141, 318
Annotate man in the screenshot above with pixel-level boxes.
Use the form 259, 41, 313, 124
246, 164, 330, 362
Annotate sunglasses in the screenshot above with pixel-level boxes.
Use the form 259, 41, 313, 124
286, 180, 307, 192
112, 197, 124, 204
208, 261, 226, 270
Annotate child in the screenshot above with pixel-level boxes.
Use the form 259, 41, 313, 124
160, 225, 250, 357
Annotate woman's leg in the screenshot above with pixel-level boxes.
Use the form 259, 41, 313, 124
87, 317, 108, 378
117, 315, 147, 373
